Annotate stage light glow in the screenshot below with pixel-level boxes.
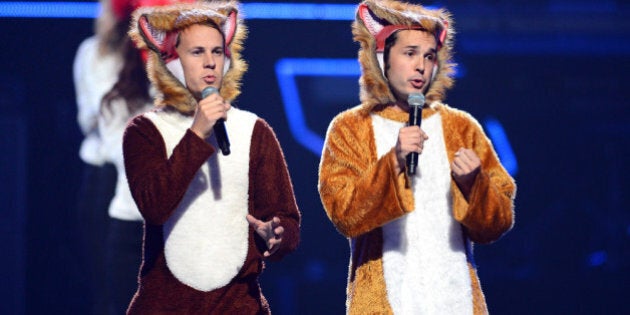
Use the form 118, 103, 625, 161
0, 2, 98, 18
587, 250, 607, 267
484, 117, 518, 176
0, 2, 356, 20
275, 58, 360, 155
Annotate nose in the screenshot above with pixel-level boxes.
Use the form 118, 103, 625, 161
415, 58, 425, 74
204, 52, 216, 69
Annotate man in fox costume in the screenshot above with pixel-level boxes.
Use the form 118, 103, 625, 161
318, 1, 516, 314
123, 1, 300, 313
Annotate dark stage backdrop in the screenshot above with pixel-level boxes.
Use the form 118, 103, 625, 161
0, 1, 628, 314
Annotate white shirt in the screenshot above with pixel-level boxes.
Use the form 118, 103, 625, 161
73, 36, 122, 165
99, 98, 152, 221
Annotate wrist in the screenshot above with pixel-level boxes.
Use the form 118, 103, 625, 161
190, 126, 207, 139
391, 151, 406, 174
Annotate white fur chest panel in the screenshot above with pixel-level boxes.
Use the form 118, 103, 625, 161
145, 108, 257, 292
371, 112, 472, 314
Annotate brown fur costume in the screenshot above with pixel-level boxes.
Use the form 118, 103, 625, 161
123, 1, 300, 313
318, 1, 516, 314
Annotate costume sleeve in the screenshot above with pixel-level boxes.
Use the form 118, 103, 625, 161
248, 119, 301, 260
449, 114, 516, 244
318, 112, 414, 238
123, 115, 215, 225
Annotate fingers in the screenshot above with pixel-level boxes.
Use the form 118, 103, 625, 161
270, 216, 281, 228
246, 214, 258, 226
397, 126, 428, 157
452, 148, 481, 176
198, 96, 230, 121
263, 236, 282, 257
263, 246, 280, 257
452, 156, 472, 174
247, 215, 284, 257
273, 225, 284, 239
190, 95, 230, 138
252, 216, 283, 257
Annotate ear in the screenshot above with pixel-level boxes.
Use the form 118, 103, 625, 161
138, 15, 179, 62
138, 15, 164, 53
358, 3, 385, 37
358, 3, 388, 76
358, 4, 398, 53
222, 10, 237, 57
437, 19, 448, 49
139, 15, 184, 86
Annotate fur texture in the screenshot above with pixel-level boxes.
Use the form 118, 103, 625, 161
353, 0, 456, 112
374, 113, 472, 314
129, 1, 247, 114
144, 108, 257, 292
319, 104, 516, 314
320, 2, 515, 314
123, 2, 301, 313
124, 113, 301, 313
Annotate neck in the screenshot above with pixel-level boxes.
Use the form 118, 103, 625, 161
393, 99, 410, 112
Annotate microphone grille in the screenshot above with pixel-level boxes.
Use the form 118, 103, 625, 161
201, 86, 219, 99
407, 93, 425, 107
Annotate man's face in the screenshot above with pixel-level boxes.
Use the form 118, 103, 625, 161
385, 30, 437, 103
176, 24, 225, 99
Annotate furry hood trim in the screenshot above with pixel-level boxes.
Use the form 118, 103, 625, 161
129, 0, 247, 114
352, 0, 456, 113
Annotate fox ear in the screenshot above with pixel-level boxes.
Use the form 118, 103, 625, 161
437, 19, 448, 49
138, 15, 179, 62
138, 15, 164, 53
358, 3, 385, 37
222, 10, 237, 57
138, 14, 184, 84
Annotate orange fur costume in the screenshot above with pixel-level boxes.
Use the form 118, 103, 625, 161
318, 1, 516, 314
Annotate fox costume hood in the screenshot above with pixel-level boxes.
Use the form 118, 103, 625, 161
353, 0, 456, 112
129, 0, 246, 114
318, 1, 516, 314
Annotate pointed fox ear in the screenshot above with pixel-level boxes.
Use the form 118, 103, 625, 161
138, 15, 164, 53
358, 4, 399, 53
222, 10, 237, 57
437, 19, 448, 49
358, 3, 385, 37
138, 15, 179, 62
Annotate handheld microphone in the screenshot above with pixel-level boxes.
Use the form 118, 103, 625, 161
201, 86, 231, 155
406, 93, 425, 175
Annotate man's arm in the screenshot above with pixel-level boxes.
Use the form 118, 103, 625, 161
318, 112, 414, 238
448, 112, 516, 244
123, 115, 215, 225
248, 119, 301, 260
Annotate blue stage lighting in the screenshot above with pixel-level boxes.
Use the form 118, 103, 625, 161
587, 250, 607, 267
275, 58, 360, 155
0, 2, 98, 18
0, 2, 357, 20
484, 117, 518, 176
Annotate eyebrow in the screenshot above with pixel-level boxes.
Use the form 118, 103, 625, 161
189, 44, 223, 50
403, 45, 437, 53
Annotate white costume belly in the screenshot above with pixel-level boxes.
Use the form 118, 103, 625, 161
146, 108, 257, 292
371, 112, 472, 314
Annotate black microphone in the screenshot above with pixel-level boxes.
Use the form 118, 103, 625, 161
201, 86, 231, 155
406, 93, 425, 175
